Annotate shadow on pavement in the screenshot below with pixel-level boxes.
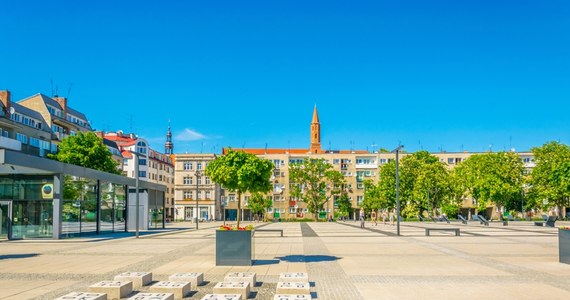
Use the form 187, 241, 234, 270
0, 253, 39, 260
253, 259, 280, 265
275, 255, 340, 263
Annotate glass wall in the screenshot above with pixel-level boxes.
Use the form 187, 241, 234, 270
62, 176, 98, 237
100, 181, 126, 233
0, 175, 54, 239
148, 189, 164, 229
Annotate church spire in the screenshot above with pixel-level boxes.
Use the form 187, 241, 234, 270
165, 121, 174, 154
310, 105, 321, 153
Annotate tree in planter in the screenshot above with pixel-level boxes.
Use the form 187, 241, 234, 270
289, 158, 345, 221
248, 193, 272, 222
206, 150, 273, 228
527, 141, 570, 218
48, 132, 120, 174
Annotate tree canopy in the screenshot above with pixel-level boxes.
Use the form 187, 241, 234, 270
205, 149, 273, 227
247, 192, 272, 221
48, 132, 120, 174
289, 158, 345, 221
527, 141, 570, 216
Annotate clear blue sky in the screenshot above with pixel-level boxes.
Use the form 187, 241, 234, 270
1, 0, 569, 154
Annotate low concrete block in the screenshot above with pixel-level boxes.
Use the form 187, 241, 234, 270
55, 292, 107, 300
200, 294, 242, 300
168, 272, 204, 289
127, 293, 174, 300
274, 295, 312, 300
279, 272, 309, 283
114, 272, 153, 289
88, 281, 132, 300
213, 282, 251, 300
224, 272, 256, 286
149, 281, 191, 299
276, 282, 310, 295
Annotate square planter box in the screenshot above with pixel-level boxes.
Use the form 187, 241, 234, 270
216, 230, 254, 266
560, 229, 570, 264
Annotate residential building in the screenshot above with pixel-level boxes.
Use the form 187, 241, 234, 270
0, 90, 56, 157
172, 153, 220, 222
17, 93, 92, 143
105, 130, 175, 220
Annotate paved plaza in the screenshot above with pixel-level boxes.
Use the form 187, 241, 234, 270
1, 220, 569, 300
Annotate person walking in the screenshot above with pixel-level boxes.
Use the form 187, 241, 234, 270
389, 208, 395, 225
359, 207, 365, 228
382, 210, 387, 225
371, 210, 377, 226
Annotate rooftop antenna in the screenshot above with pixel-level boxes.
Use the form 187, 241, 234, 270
329, 141, 332, 152
50, 79, 54, 97
201, 142, 204, 153
66, 83, 73, 99
54, 85, 59, 97
265, 143, 268, 154
370, 141, 377, 153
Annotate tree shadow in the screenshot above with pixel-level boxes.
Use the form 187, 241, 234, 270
275, 255, 340, 263
0, 253, 39, 260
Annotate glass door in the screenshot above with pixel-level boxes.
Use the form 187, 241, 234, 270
0, 201, 11, 240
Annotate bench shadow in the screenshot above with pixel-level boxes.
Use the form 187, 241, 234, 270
199, 280, 210, 286
253, 259, 280, 265
249, 291, 258, 299
275, 255, 340, 263
311, 291, 318, 298
0, 253, 39, 260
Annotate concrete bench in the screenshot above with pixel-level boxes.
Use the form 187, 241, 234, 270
114, 272, 152, 289
149, 281, 191, 299
275, 282, 311, 295
213, 282, 251, 300
425, 228, 460, 236
255, 229, 283, 237
55, 292, 107, 300
200, 295, 242, 300
274, 295, 312, 300
279, 272, 309, 283
127, 293, 174, 300
224, 272, 256, 286
169, 272, 204, 290
88, 281, 132, 300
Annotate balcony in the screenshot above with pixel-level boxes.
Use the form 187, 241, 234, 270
0, 136, 22, 151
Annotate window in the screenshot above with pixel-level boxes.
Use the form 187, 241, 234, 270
197, 177, 202, 185
139, 159, 147, 166
183, 162, 192, 170
197, 162, 202, 170
267, 207, 273, 213
138, 171, 146, 178
183, 177, 192, 185
29, 137, 40, 147
205, 177, 211, 184
205, 191, 211, 199
183, 191, 192, 199
289, 207, 297, 213
16, 133, 27, 144
357, 195, 363, 205
136, 141, 147, 154
447, 158, 454, 164
333, 159, 340, 164
229, 195, 235, 202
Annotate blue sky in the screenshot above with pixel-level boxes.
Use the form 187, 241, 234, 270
1, 0, 569, 154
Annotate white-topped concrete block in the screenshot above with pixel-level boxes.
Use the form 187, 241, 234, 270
224, 272, 256, 286
213, 282, 251, 300
149, 281, 190, 299
274, 295, 312, 300
279, 272, 309, 283
55, 292, 107, 300
200, 294, 242, 300
88, 281, 132, 300
168, 272, 204, 289
127, 293, 174, 300
276, 282, 311, 295
114, 272, 152, 289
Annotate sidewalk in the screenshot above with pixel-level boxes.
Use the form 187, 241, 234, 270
0, 221, 569, 299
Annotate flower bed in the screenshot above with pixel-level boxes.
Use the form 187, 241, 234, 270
218, 224, 254, 231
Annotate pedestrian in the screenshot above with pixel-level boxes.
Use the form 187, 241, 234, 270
371, 210, 377, 226
359, 207, 365, 228
389, 208, 395, 225
382, 210, 387, 225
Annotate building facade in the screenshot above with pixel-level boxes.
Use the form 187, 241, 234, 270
172, 153, 221, 222
105, 131, 175, 221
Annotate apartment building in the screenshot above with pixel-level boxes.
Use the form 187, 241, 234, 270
221, 106, 536, 221
172, 153, 220, 221
105, 130, 175, 220
0, 90, 57, 157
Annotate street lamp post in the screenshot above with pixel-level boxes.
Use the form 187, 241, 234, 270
128, 150, 143, 238
392, 145, 404, 236
195, 170, 201, 230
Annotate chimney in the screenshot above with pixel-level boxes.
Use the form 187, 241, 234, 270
95, 131, 105, 139
53, 96, 67, 112
0, 90, 11, 111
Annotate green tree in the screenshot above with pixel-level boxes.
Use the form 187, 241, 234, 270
289, 158, 345, 221
528, 141, 570, 218
334, 187, 353, 219
205, 150, 273, 227
362, 180, 383, 212
48, 132, 120, 174
377, 160, 397, 210
247, 193, 272, 221
453, 152, 524, 215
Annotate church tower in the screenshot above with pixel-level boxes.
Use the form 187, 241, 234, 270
165, 121, 174, 154
310, 105, 321, 153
